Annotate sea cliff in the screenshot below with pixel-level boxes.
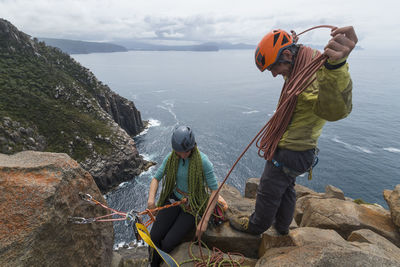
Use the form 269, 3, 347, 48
0, 18, 151, 191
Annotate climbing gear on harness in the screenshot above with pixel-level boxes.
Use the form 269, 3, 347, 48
272, 148, 319, 180
174, 187, 228, 226
171, 125, 196, 152
255, 29, 295, 72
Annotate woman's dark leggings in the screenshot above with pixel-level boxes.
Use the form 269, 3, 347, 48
149, 196, 195, 267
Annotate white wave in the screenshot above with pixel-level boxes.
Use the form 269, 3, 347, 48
113, 240, 146, 251
383, 147, 400, 153
331, 137, 374, 154
148, 119, 161, 127
136, 119, 161, 137
242, 110, 259, 114
129, 93, 137, 100
355, 146, 373, 154
152, 90, 167, 93
157, 100, 178, 122
117, 182, 128, 189
114, 242, 126, 250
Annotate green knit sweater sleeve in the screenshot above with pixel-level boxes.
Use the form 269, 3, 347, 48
313, 57, 353, 121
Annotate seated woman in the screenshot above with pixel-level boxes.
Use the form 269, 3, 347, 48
147, 126, 219, 267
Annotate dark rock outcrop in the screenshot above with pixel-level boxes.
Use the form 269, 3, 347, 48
0, 151, 113, 267
96, 91, 144, 137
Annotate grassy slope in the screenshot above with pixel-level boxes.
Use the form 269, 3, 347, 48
0, 40, 113, 161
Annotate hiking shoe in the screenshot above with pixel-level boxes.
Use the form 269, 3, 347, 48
229, 215, 251, 233
276, 229, 289, 235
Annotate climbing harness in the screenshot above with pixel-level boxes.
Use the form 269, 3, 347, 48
271, 148, 319, 180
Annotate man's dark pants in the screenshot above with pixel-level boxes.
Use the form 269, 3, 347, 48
248, 148, 315, 235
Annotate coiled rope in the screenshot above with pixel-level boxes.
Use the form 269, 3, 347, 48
195, 25, 336, 266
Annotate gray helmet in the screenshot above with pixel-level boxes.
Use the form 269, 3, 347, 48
171, 126, 196, 152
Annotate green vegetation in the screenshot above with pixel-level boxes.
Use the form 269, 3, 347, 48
353, 198, 373, 205
39, 37, 127, 54
0, 38, 113, 161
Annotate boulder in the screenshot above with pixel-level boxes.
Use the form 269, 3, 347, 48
257, 227, 400, 266
383, 185, 400, 228
243, 180, 317, 200
202, 184, 260, 258
256, 243, 400, 267
245, 178, 259, 199
300, 198, 400, 247
294, 184, 317, 199
163, 242, 257, 267
324, 184, 345, 200
348, 229, 400, 261
203, 221, 261, 259
219, 183, 256, 218
258, 226, 295, 258
0, 151, 113, 266
294, 193, 324, 225
112, 246, 148, 267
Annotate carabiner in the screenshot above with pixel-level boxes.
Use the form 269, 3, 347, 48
68, 216, 95, 224
79, 192, 95, 204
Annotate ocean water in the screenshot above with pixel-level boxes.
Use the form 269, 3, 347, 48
72, 49, 400, 246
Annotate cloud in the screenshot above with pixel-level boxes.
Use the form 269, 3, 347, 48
0, 0, 399, 49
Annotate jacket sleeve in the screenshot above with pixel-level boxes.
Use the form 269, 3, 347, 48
313, 57, 353, 121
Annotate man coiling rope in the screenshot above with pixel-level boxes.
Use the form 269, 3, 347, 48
223, 25, 357, 235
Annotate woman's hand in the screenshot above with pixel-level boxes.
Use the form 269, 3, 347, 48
147, 200, 156, 210
147, 178, 159, 215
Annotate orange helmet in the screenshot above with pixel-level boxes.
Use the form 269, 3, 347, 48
255, 29, 294, 72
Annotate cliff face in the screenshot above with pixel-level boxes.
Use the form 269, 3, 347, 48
0, 18, 147, 191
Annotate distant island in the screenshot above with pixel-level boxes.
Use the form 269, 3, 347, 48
118, 41, 255, 51
36, 38, 363, 55
39, 37, 128, 54
37, 37, 255, 54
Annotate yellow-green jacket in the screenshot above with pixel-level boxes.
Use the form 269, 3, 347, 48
278, 57, 353, 151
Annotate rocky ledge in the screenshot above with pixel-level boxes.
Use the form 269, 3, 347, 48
1, 151, 399, 267
115, 180, 400, 267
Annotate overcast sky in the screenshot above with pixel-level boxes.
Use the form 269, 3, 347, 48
0, 0, 398, 50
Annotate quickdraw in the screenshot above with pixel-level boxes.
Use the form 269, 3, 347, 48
68, 192, 187, 229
